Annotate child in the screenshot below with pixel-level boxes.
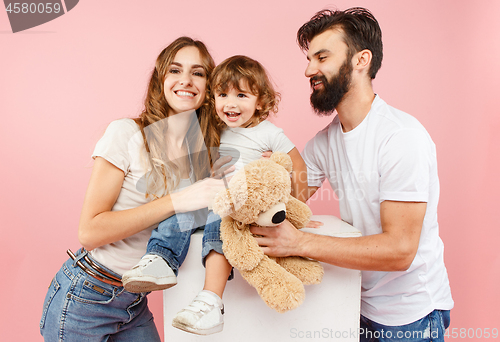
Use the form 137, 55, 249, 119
122, 55, 308, 335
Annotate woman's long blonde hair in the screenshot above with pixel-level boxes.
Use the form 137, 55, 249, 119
134, 37, 219, 199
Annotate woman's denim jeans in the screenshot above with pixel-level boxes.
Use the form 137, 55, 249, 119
40, 249, 160, 341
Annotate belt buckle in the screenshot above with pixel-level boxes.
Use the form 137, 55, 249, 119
67, 249, 122, 287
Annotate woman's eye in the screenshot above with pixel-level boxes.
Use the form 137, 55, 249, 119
193, 71, 205, 77
168, 68, 180, 74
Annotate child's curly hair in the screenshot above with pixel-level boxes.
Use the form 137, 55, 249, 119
210, 55, 280, 127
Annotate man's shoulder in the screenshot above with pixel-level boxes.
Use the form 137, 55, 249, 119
308, 117, 338, 142
372, 96, 426, 132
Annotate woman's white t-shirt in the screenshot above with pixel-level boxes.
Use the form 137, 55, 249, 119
90, 118, 192, 275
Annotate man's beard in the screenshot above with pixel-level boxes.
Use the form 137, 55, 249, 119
310, 59, 353, 116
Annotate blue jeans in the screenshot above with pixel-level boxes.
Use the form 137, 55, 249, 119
360, 310, 451, 342
147, 210, 230, 277
40, 249, 161, 341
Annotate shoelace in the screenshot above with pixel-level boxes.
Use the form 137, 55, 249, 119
134, 255, 157, 268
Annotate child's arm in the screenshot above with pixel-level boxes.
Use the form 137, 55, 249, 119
287, 148, 308, 203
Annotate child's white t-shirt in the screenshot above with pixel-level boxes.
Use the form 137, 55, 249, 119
302, 95, 454, 325
219, 120, 295, 177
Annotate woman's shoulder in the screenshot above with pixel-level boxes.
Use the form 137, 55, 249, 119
106, 118, 140, 133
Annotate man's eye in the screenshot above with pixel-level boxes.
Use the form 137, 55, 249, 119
318, 56, 327, 61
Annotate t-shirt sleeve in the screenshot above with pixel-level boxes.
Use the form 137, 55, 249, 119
302, 136, 327, 188
92, 120, 136, 174
268, 125, 295, 153
379, 128, 434, 203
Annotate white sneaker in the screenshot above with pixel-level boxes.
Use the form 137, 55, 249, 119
122, 254, 177, 293
172, 290, 224, 335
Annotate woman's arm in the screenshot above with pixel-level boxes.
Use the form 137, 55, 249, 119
288, 148, 308, 203
78, 157, 226, 251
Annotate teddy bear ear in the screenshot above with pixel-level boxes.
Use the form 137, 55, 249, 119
270, 152, 293, 173
212, 189, 234, 218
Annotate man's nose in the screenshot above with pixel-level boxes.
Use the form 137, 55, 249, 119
305, 61, 318, 78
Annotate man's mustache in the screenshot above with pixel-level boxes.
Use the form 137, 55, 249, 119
310, 75, 327, 89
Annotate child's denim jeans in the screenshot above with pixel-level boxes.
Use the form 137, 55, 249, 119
147, 209, 225, 276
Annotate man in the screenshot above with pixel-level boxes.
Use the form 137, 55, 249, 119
251, 8, 453, 341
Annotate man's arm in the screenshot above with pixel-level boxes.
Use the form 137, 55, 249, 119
251, 200, 426, 272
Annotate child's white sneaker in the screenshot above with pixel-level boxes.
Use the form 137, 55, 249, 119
122, 254, 177, 293
172, 290, 224, 335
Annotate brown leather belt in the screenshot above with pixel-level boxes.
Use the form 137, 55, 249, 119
67, 248, 123, 287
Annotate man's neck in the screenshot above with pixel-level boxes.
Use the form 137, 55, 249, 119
336, 85, 376, 133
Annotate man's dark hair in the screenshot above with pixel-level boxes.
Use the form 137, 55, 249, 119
297, 7, 383, 79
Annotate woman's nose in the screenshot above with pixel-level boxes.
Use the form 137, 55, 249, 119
179, 73, 192, 86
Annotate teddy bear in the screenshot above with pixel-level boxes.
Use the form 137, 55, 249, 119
212, 151, 324, 313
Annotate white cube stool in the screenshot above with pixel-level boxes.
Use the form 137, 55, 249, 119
163, 215, 362, 341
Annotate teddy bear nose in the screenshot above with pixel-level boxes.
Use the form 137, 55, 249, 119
272, 210, 286, 224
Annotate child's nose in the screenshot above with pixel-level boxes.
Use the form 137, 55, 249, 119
224, 101, 237, 110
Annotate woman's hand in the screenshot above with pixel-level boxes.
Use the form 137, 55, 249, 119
170, 177, 227, 213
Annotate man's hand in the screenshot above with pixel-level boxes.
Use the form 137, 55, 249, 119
250, 219, 306, 257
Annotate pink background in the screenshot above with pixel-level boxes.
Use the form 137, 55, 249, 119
1, 0, 499, 340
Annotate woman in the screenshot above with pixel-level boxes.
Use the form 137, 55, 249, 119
40, 37, 227, 341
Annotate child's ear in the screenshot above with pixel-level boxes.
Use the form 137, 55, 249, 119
256, 101, 263, 111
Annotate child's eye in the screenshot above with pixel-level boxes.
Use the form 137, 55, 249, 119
217, 93, 227, 98
237, 93, 248, 98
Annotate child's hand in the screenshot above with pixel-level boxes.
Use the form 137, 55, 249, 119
211, 155, 235, 179
261, 151, 272, 159
305, 220, 324, 228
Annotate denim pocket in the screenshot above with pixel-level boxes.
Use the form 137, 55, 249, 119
69, 277, 117, 305
40, 276, 60, 329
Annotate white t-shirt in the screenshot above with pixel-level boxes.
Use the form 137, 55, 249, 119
219, 120, 295, 177
302, 95, 453, 325
90, 118, 192, 275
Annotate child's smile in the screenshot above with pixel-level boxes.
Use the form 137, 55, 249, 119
215, 81, 262, 128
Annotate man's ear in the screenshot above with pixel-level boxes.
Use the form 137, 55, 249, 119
353, 49, 372, 72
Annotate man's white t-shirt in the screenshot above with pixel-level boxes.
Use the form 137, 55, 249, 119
302, 95, 453, 325
219, 120, 295, 177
